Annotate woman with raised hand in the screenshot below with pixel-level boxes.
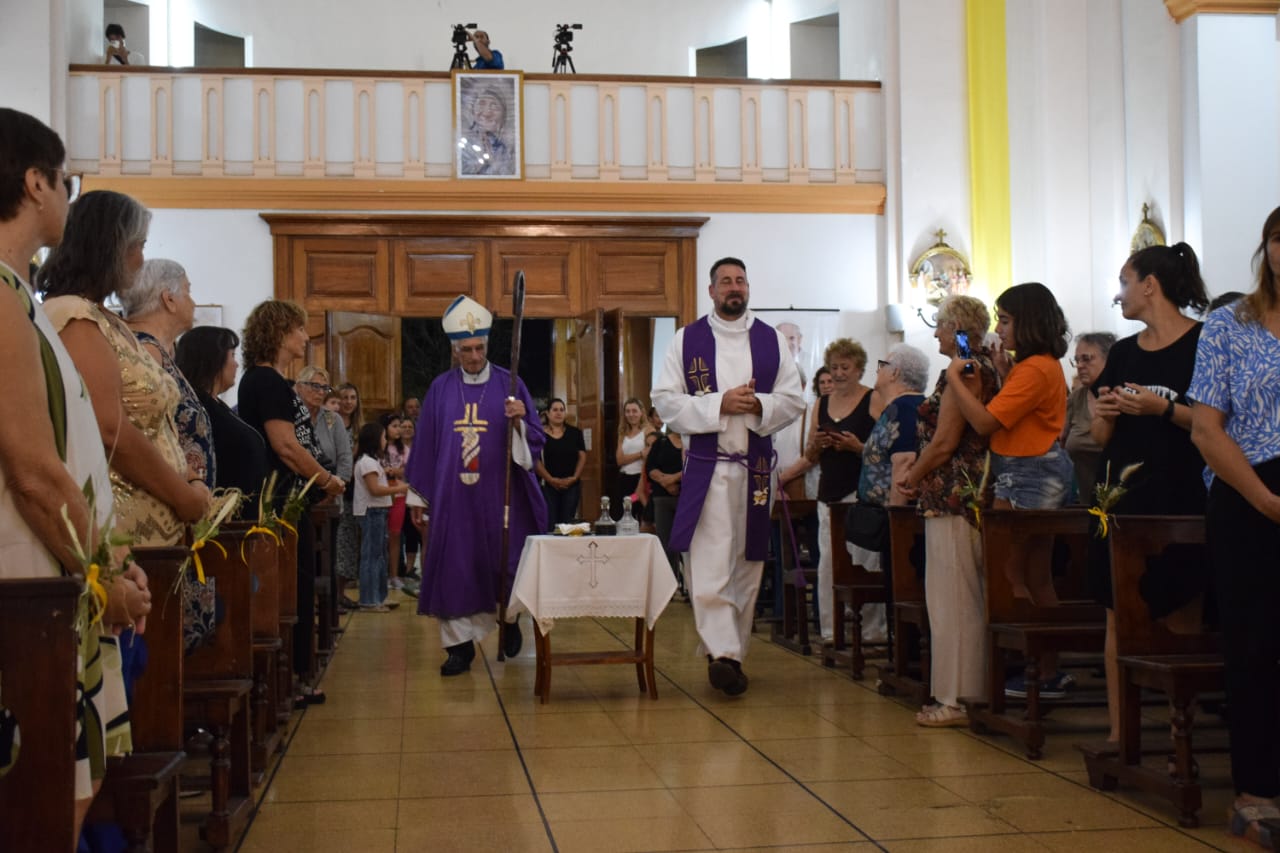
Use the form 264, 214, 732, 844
1061, 332, 1116, 501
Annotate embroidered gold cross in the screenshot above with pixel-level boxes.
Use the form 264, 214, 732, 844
752, 456, 771, 506
687, 356, 712, 395
454, 403, 489, 485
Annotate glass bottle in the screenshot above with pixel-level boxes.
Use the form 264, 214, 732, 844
592, 496, 616, 536
618, 496, 640, 536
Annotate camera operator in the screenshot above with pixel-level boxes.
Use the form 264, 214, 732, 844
103, 23, 145, 66
468, 30, 504, 69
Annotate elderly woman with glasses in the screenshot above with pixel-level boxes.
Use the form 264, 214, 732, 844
295, 366, 352, 496
120, 258, 215, 488
1060, 332, 1116, 501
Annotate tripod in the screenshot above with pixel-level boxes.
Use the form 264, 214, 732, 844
451, 44, 471, 70
551, 44, 575, 74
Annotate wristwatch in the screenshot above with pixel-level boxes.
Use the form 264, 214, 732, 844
1162, 398, 1176, 420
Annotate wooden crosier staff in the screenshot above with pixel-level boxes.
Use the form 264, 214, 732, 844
496, 270, 526, 662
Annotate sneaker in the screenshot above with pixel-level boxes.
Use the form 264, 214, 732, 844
1004, 672, 1075, 699
362, 604, 390, 613
389, 577, 404, 590
380, 597, 401, 609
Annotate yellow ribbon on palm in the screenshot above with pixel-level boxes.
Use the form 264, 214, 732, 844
85, 562, 108, 625
1088, 506, 1110, 539
276, 517, 298, 538
190, 537, 228, 585
240, 524, 282, 562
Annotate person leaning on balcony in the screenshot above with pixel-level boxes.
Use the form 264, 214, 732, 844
0, 106, 152, 847
103, 23, 146, 66
37, 191, 211, 546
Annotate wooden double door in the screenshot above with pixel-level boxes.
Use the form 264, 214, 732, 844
264, 214, 704, 515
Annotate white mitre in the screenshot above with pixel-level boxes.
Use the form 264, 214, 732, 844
442, 294, 493, 340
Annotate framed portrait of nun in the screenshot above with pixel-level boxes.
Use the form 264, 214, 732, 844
453, 70, 523, 180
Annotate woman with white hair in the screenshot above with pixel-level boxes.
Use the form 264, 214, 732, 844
121, 258, 214, 487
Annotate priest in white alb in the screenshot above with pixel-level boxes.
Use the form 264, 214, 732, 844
651, 257, 805, 696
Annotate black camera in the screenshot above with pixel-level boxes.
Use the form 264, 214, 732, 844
555, 23, 583, 45
452, 23, 477, 47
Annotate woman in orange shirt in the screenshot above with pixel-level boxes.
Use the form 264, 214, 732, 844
946, 281, 1073, 698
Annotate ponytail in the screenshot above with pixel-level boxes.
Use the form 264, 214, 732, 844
1127, 242, 1210, 315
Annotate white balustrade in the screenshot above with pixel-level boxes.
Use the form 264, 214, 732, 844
67, 68, 884, 185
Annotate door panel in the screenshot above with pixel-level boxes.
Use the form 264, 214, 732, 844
585, 240, 680, 314
393, 238, 487, 316
570, 308, 604, 516
294, 238, 390, 312
490, 239, 580, 317
328, 312, 402, 418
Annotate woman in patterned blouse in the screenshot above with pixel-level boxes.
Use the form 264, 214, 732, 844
1189, 206, 1280, 846
120, 258, 215, 488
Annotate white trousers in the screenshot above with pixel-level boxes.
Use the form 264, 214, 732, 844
924, 515, 987, 707
686, 461, 763, 662
439, 611, 498, 648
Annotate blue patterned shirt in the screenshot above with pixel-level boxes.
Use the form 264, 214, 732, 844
857, 393, 925, 506
1188, 304, 1280, 486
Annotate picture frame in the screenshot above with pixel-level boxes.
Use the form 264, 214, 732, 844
453, 70, 523, 180
1130, 203, 1166, 253
908, 229, 973, 309
193, 304, 224, 328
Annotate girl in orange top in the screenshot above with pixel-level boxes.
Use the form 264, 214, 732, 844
946, 282, 1074, 698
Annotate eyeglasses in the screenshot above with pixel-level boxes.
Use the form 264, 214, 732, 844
53, 169, 83, 203
1072, 355, 1097, 367
300, 381, 332, 393
876, 359, 892, 370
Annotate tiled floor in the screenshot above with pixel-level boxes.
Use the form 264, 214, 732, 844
235, 601, 1251, 853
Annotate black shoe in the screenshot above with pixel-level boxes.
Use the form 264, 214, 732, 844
503, 617, 523, 658
440, 641, 475, 676
708, 657, 749, 696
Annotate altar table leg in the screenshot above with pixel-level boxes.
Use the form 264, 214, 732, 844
634, 618, 647, 694
644, 625, 658, 700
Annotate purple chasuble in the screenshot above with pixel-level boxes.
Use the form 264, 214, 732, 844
668, 316, 780, 560
406, 365, 548, 619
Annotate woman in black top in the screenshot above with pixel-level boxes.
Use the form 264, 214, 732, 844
174, 326, 268, 508
1090, 242, 1210, 744
804, 338, 881, 644
236, 300, 345, 701
535, 398, 587, 527
647, 430, 686, 596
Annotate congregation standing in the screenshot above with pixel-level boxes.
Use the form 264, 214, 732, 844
2, 102, 1279, 850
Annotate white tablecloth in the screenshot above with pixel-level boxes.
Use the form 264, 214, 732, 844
506, 533, 678, 633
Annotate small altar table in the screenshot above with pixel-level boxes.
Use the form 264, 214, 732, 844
506, 533, 678, 703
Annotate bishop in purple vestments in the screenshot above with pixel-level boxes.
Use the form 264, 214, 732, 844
406, 296, 548, 676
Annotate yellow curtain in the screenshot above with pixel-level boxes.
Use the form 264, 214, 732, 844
965, 0, 1011, 300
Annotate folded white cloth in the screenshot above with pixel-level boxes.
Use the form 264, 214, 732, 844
554, 522, 592, 536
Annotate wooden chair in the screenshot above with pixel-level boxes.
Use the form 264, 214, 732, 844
1079, 514, 1221, 828
769, 498, 818, 655
876, 506, 930, 706
825, 502, 888, 679
963, 508, 1104, 759
0, 576, 81, 852
183, 529, 256, 848
93, 547, 189, 853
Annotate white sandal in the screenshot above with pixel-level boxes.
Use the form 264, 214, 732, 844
915, 703, 968, 728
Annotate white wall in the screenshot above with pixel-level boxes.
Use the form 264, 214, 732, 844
0, 0, 57, 121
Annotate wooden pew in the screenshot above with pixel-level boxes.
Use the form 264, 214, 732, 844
276, 526, 299, 725
769, 498, 818, 655
183, 529, 255, 848
0, 576, 81, 853
311, 503, 340, 666
228, 522, 284, 775
875, 506, 930, 706
825, 502, 889, 679
963, 508, 1104, 759
1079, 515, 1221, 828
92, 547, 189, 853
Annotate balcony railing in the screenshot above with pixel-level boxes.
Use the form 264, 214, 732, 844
67, 66, 884, 187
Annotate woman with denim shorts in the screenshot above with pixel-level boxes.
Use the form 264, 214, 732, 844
944, 282, 1073, 699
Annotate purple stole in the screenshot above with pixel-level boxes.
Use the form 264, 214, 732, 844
669, 316, 780, 561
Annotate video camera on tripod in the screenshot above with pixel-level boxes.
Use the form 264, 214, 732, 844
552, 23, 583, 74
450, 22, 478, 69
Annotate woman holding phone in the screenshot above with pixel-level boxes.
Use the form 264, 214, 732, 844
804, 338, 880, 644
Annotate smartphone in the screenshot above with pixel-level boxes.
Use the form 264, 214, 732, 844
954, 331, 975, 374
